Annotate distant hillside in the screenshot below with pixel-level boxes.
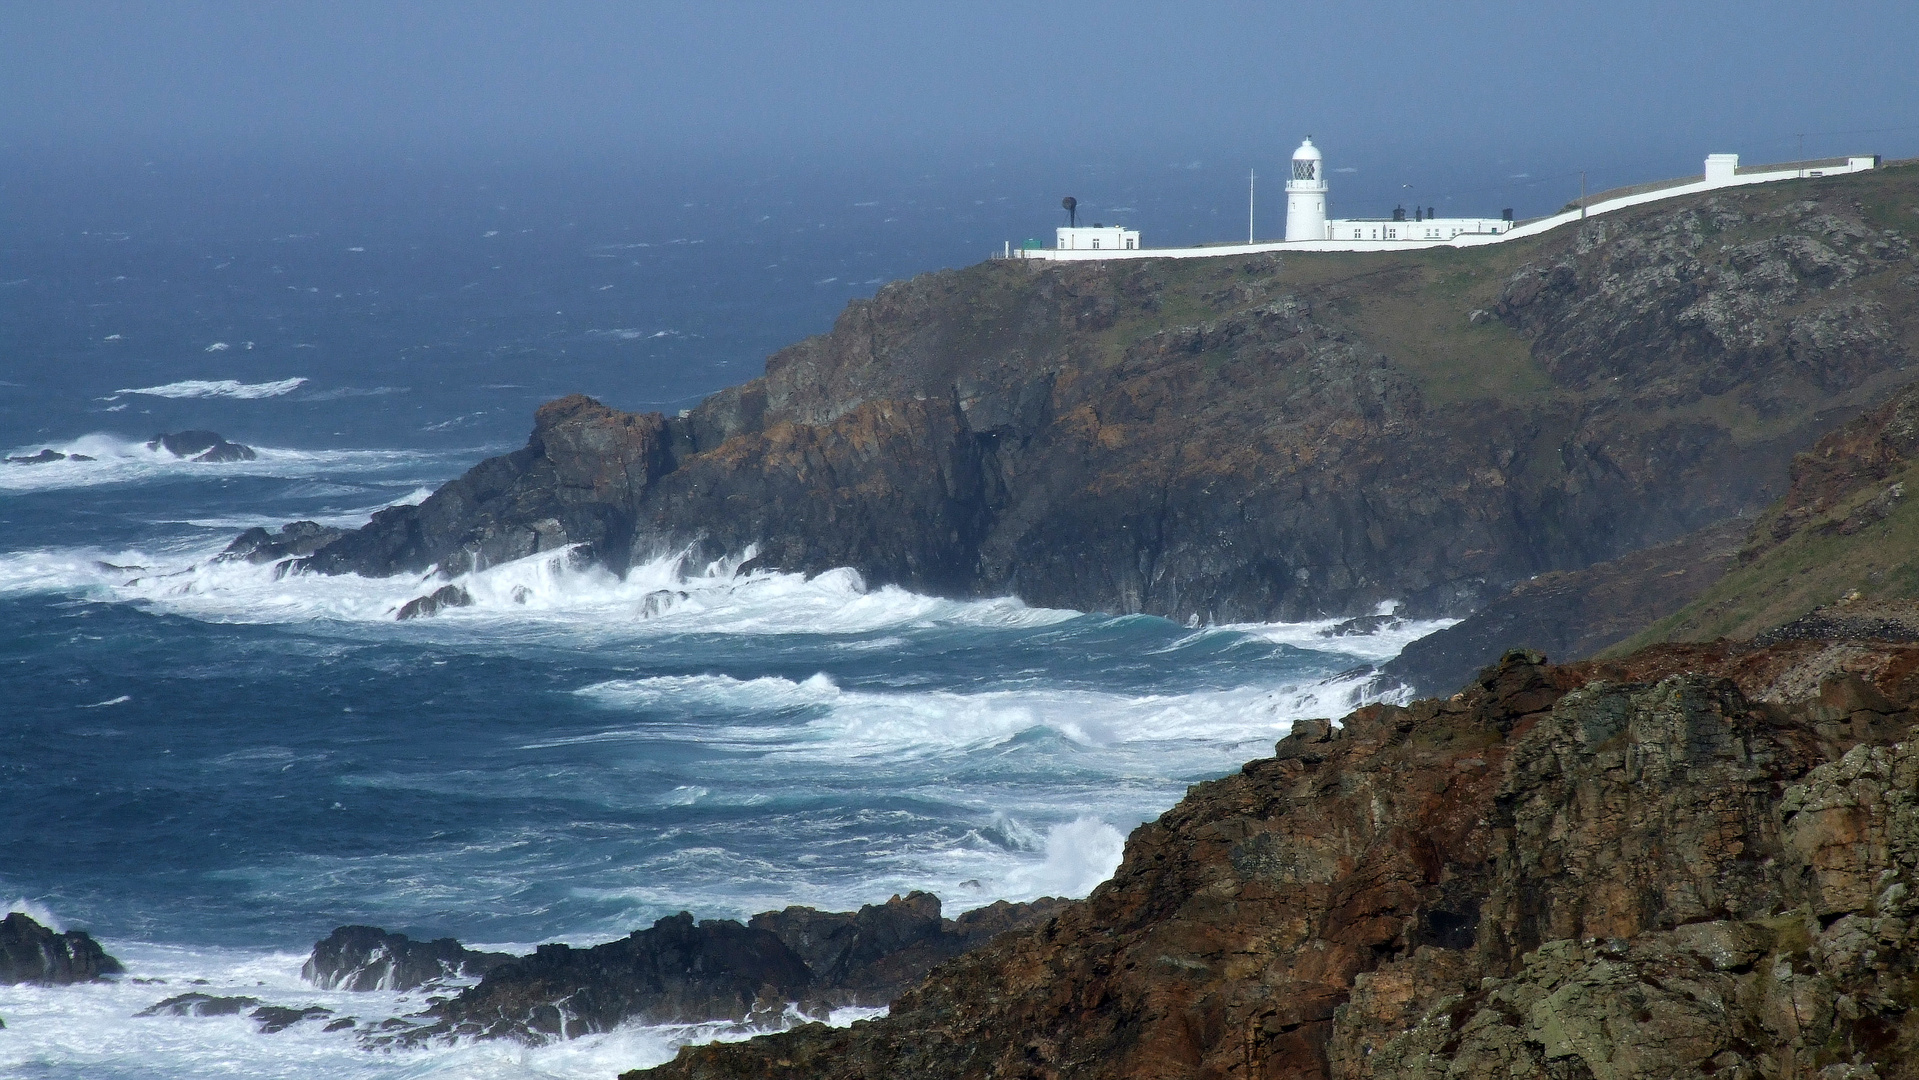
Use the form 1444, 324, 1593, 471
286, 162, 1919, 624
1611, 376, 1919, 651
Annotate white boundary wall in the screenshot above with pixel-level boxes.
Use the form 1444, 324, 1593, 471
1012, 155, 1879, 262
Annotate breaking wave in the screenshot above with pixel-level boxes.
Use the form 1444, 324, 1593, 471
0, 435, 466, 495
114, 377, 309, 399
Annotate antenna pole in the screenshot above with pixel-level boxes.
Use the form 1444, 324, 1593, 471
1248, 168, 1256, 244
1579, 171, 1587, 219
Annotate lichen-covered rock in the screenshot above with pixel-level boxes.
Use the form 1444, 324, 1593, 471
631, 640, 1919, 1080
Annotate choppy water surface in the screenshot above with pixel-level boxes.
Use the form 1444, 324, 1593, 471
0, 163, 1442, 1078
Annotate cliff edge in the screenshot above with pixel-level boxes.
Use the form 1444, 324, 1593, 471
281, 165, 1919, 622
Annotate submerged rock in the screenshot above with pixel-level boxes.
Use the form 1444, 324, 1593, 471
0, 912, 124, 985
394, 584, 473, 621
249, 1004, 333, 1033
137, 993, 260, 1017
302, 925, 514, 992
147, 430, 257, 462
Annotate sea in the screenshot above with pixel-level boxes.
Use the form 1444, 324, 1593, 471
0, 154, 1447, 1079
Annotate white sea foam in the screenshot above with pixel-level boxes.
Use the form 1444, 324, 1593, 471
576, 663, 1390, 762
0, 539, 1085, 639
6, 897, 66, 932
0, 937, 861, 1080
115, 377, 307, 399
1002, 818, 1127, 897
0, 435, 461, 495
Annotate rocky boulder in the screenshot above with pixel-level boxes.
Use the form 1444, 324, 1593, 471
394, 584, 473, 620
0, 912, 123, 984
302, 925, 515, 992
148, 431, 256, 462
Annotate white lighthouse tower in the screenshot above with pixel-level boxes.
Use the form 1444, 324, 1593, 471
1285, 137, 1328, 242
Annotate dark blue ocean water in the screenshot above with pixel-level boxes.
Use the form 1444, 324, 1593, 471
0, 158, 1437, 1078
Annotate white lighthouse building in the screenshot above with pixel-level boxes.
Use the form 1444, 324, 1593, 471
1284, 137, 1328, 242
1287, 136, 1514, 242
1010, 139, 1877, 261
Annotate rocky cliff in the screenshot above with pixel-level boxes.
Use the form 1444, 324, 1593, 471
280, 165, 1918, 622
631, 638, 1919, 1080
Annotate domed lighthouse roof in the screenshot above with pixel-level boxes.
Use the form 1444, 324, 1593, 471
1287, 137, 1326, 191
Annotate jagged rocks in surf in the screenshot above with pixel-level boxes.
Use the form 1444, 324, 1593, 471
394, 584, 472, 621
250, 1004, 335, 1033
138, 993, 261, 1017
396, 913, 814, 1044
7, 449, 67, 465
220, 520, 350, 565
302, 925, 514, 992
147, 430, 257, 462
640, 589, 689, 618
376, 894, 1069, 1045
0, 912, 124, 984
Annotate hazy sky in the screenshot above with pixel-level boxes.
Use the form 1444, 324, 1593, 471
6, 1, 1917, 174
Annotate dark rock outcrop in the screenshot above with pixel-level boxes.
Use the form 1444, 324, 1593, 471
219, 521, 350, 565
633, 640, 1919, 1080
362, 893, 1066, 1046
148, 430, 257, 462
749, 892, 1071, 1010
0, 912, 124, 984
7, 448, 67, 464
302, 925, 514, 992
394, 584, 473, 621
273, 166, 1919, 623
395, 912, 813, 1043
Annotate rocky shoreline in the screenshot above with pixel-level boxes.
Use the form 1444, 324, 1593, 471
237, 165, 1917, 627
634, 635, 1919, 1079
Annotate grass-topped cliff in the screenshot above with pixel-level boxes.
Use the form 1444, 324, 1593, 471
275, 161, 1919, 627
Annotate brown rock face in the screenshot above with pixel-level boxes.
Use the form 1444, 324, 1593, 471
631, 640, 1919, 1080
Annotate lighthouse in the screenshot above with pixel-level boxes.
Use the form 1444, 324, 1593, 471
1285, 138, 1328, 241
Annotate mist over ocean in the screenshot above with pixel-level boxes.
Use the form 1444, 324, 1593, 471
0, 156, 1453, 1078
